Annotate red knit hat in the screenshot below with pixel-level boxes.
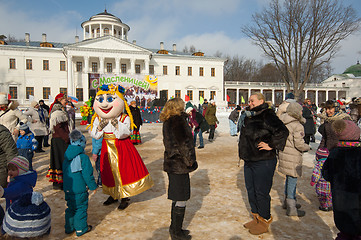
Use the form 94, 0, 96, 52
332, 120, 361, 141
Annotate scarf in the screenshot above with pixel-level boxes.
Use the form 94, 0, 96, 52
37, 107, 46, 124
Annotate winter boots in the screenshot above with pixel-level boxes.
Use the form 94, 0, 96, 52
249, 215, 273, 235
169, 204, 191, 240
286, 198, 306, 217
243, 213, 259, 229
282, 197, 301, 209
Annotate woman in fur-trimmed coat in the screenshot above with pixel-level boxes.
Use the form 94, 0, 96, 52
278, 102, 310, 217
160, 98, 197, 240
46, 93, 69, 190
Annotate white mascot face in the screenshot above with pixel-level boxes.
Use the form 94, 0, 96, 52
94, 93, 125, 119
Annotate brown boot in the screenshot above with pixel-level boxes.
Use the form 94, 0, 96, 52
249, 215, 273, 235
243, 213, 259, 229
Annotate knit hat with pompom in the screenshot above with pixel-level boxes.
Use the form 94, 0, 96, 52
2, 192, 51, 238
332, 120, 361, 141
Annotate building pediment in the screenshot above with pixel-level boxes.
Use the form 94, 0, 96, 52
64, 36, 151, 54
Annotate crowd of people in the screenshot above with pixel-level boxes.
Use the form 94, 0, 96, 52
0, 87, 360, 239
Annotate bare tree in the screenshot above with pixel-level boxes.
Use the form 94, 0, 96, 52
242, 0, 360, 99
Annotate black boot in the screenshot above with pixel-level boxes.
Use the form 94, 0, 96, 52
118, 198, 130, 210
169, 205, 191, 240
103, 196, 118, 206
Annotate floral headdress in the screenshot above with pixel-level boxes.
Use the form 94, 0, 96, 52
87, 84, 136, 130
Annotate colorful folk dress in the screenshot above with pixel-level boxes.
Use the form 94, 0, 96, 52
91, 113, 153, 199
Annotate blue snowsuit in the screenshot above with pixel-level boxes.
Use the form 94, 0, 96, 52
17, 130, 38, 170
63, 144, 97, 236
2, 171, 37, 209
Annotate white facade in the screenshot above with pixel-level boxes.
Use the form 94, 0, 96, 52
0, 10, 226, 106
322, 73, 361, 100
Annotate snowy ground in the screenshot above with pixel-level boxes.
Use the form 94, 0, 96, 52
1, 109, 338, 240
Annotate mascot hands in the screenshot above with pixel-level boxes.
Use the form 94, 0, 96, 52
111, 118, 118, 129
98, 119, 109, 131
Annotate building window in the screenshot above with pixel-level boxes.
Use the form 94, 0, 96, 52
9, 59, 16, 69
199, 91, 204, 100
188, 67, 192, 76
76, 62, 82, 72
76, 88, 83, 102
211, 68, 215, 77
211, 91, 216, 100
92, 62, 98, 73
104, 28, 109, 35
96, 28, 100, 37
199, 67, 204, 76
175, 90, 181, 98
26, 87, 34, 99
107, 63, 113, 73
121, 64, 127, 73
175, 66, 180, 75
43, 87, 50, 99
163, 65, 168, 75
60, 88, 67, 97
149, 65, 154, 74
187, 90, 193, 101
60, 61, 66, 71
26, 59, 32, 70
43, 60, 49, 70
9, 87, 17, 99
135, 64, 141, 74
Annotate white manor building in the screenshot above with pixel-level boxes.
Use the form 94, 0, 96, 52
0, 10, 226, 106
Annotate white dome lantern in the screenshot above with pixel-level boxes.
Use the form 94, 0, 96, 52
81, 9, 130, 41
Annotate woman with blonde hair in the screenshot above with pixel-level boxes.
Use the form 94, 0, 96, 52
161, 98, 197, 240
239, 93, 289, 235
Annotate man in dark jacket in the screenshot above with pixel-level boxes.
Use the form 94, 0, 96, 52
302, 99, 316, 144
0, 124, 18, 188
239, 93, 289, 236
228, 105, 241, 136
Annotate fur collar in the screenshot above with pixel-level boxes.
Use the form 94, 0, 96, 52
50, 109, 68, 132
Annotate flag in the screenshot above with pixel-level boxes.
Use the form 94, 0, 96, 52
68, 95, 78, 103
185, 95, 190, 102
227, 95, 230, 102
241, 96, 245, 104
199, 96, 204, 105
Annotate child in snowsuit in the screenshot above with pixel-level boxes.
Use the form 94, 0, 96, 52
322, 120, 361, 240
311, 148, 332, 211
16, 123, 38, 170
63, 129, 97, 237
0, 156, 37, 209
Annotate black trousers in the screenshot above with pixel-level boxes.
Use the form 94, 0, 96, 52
244, 158, 277, 220
35, 135, 44, 150
208, 125, 216, 140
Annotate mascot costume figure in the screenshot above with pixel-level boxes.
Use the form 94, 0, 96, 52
89, 84, 153, 209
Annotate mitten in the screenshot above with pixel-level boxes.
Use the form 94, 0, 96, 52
111, 118, 118, 128
0, 186, 3, 197
310, 181, 315, 187
98, 119, 109, 131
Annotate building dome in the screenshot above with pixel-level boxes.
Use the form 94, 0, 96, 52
81, 9, 130, 41
343, 61, 361, 77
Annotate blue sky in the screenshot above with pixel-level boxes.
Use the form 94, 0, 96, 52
1, 0, 360, 74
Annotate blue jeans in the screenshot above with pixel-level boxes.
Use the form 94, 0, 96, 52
284, 175, 298, 199
95, 155, 102, 186
193, 129, 204, 147
244, 158, 277, 220
229, 119, 237, 136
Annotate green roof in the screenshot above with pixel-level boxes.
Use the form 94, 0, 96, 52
343, 62, 361, 77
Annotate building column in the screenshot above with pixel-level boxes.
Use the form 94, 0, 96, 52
248, 89, 251, 99
99, 57, 104, 74
272, 88, 275, 104
144, 59, 149, 74
90, 24, 93, 38
236, 88, 240, 105
305, 89, 308, 99
130, 58, 135, 74
115, 57, 120, 74
83, 26, 86, 40
112, 25, 114, 37
315, 90, 319, 107
336, 90, 339, 100
67, 55, 73, 96
100, 24, 103, 37
84, 56, 89, 73
326, 90, 329, 101
283, 89, 286, 100
121, 28, 124, 40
